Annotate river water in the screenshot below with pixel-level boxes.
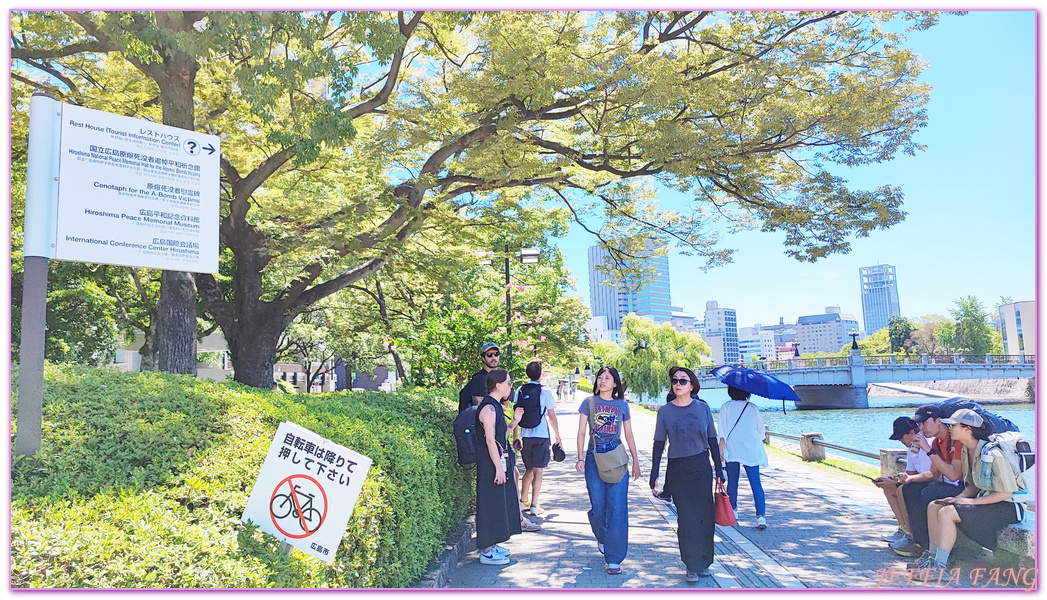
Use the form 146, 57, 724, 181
638, 389, 1036, 468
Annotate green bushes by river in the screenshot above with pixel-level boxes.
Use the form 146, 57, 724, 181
11, 365, 473, 588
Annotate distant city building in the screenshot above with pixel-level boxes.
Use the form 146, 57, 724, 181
704, 300, 739, 364
860, 264, 901, 334
998, 301, 1035, 356
670, 306, 697, 332
585, 315, 619, 343
587, 242, 672, 330
796, 306, 860, 355
759, 317, 798, 345
738, 325, 777, 362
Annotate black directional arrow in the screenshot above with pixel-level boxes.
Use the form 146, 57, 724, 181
203, 143, 216, 155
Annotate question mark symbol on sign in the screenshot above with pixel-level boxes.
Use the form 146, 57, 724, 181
183, 139, 199, 155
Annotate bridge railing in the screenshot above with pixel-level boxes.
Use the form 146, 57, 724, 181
704, 353, 1035, 374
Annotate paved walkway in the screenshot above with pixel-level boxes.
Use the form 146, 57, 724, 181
444, 392, 1033, 589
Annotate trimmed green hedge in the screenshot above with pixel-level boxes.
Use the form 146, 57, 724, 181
11, 365, 474, 588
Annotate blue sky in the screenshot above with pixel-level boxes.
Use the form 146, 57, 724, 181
552, 10, 1036, 331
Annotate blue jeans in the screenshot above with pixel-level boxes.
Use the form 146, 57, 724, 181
584, 440, 630, 564
725, 462, 766, 516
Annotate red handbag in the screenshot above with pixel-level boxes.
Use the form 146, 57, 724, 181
714, 480, 736, 526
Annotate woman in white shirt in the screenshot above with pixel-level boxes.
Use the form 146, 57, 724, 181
718, 386, 769, 529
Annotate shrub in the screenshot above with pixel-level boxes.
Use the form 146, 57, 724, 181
11, 365, 474, 588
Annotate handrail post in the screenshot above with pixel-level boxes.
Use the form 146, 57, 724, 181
800, 433, 826, 461
881, 449, 907, 478
986, 354, 993, 366
764, 424, 770, 445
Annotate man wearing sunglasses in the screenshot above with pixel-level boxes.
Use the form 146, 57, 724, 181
459, 342, 502, 413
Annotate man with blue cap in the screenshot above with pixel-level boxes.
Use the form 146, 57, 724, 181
458, 341, 502, 413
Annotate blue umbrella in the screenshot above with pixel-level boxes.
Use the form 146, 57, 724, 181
709, 365, 801, 414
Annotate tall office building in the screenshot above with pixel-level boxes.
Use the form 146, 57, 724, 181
998, 301, 1035, 356
704, 301, 739, 364
860, 264, 901, 333
587, 243, 672, 331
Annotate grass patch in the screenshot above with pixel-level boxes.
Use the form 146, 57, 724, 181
11, 364, 473, 588
765, 441, 881, 484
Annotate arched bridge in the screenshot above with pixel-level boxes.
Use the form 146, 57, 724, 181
697, 352, 1036, 409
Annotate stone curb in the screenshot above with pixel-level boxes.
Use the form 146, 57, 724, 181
411, 514, 475, 588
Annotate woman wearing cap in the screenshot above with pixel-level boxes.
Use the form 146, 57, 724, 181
909, 408, 1025, 570
575, 366, 642, 575
649, 366, 725, 582
718, 385, 769, 530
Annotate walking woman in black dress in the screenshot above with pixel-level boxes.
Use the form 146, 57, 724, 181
649, 366, 725, 582
474, 369, 522, 565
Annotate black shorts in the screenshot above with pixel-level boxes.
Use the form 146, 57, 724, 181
521, 437, 551, 470
956, 501, 1024, 549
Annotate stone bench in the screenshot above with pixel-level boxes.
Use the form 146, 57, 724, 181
995, 513, 1035, 568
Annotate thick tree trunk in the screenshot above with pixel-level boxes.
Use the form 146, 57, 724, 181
228, 317, 287, 389
153, 26, 201, 375
156, 270, 197, 374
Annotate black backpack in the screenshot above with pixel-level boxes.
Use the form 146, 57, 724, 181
939, 398, 1019, 434
515, 382, 545, 429
452, 404, 480, 467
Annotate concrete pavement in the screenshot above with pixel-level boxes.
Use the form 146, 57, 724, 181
434, 391, 1035, 589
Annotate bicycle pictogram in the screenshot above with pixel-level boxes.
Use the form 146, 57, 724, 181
269, 474, 328, 538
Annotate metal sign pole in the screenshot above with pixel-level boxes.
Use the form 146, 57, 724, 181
14, 256, 47, 456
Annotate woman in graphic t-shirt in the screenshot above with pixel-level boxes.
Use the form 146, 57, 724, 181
575, 366, 641, 575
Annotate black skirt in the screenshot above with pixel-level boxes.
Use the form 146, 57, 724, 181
956, 501, 1023, 549
665, 450, 715, 571
475, 445, 522, 550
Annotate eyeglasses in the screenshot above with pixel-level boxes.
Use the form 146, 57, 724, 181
670, 378, 690, 386
484, 351, 500, 357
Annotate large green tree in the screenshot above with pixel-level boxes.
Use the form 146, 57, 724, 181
887, 315, 915, 353
594, 314, 710, 401
13, 10, 949, 387
949, 295, 993, 356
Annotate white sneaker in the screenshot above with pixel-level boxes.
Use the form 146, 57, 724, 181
882, 529, 906, 543
598, 542, 605, 554
889, 534, 914, 549
493, 544, 510, 557
756, 516, 767, 530
479, 549, 510, 565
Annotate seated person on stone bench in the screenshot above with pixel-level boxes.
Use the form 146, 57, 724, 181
891, 404, 964, 557
874, 417, 929, 547
909, 409, 1025, 570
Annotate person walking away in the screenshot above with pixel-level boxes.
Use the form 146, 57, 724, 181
650, 366, 725, 582
512, 360, 561, 517
459, 342, 501, 413
892, 404, 963, 557
718, 385, 768, 530
910, 409, 1025, 570
873, 417, 930, 546
576, 366, 641, 575
474, 369, 523, 565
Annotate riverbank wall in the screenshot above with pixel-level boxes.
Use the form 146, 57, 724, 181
869, 377, 1034, 400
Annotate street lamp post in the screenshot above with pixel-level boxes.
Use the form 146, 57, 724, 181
480, 245, 541, 364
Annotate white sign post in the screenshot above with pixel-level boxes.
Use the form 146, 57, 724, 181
241, 422, 373, 564
17, 94, 221, 455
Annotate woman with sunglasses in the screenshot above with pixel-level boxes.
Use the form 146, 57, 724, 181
910, 408, 1025, 571
575, 366, 641, 575
649, 366, 725, 582
474, 368, 524, 565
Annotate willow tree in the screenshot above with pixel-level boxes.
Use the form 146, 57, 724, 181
13, 10, 947, 388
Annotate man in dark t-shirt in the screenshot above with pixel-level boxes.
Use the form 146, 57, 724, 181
458, 341, 501, 413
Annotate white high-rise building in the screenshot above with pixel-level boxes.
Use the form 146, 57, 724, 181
704, 301, 739, 364
998, 301, 1035, 356
860, 264, 901, 334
